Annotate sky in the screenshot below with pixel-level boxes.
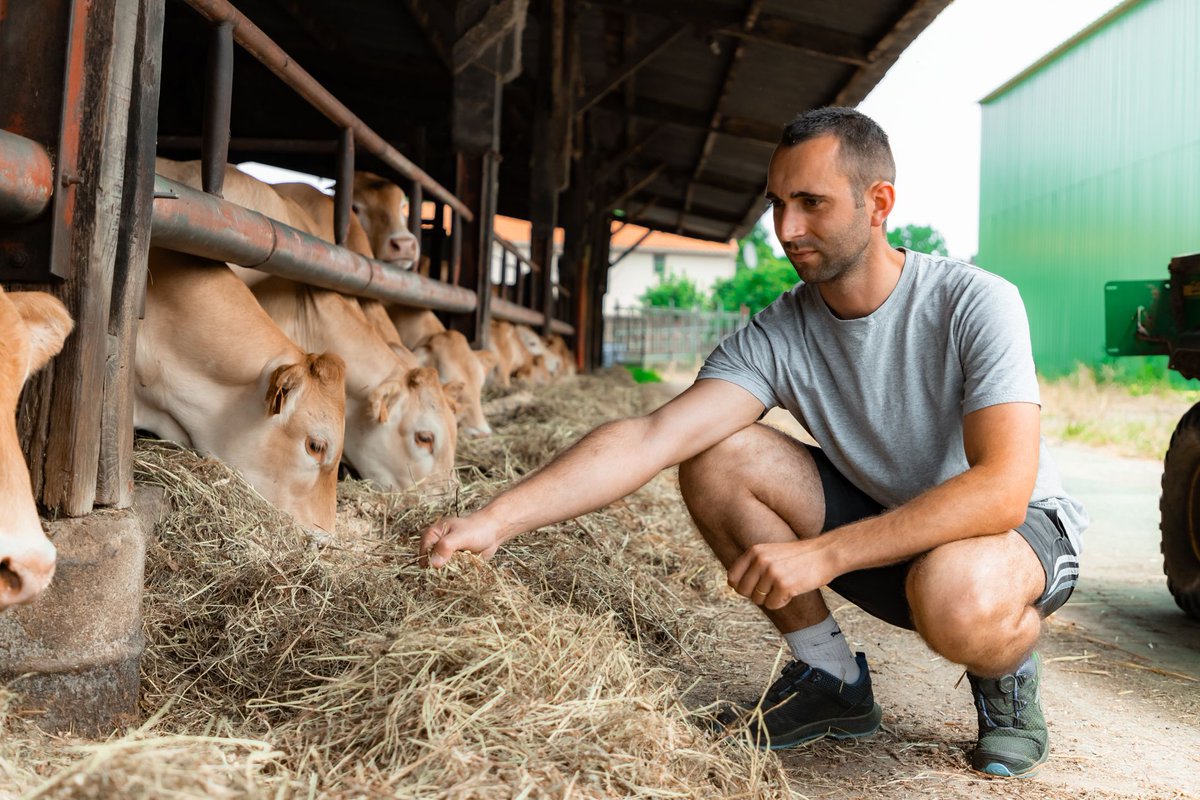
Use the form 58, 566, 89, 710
244, 0, 1126, 261
852, 0, 1125, 260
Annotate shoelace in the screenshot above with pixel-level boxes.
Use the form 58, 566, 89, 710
976, 672, 1026, 729
765, 661, 814, 703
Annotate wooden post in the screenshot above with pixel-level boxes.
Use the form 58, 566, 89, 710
15, 0, 142, 516
97, 0, 166, 508
530, 0, 568, 337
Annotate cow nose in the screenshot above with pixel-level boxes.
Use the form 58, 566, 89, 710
0, 539, 57, 608
463, 423, 492, 439
384, 233, 420, 264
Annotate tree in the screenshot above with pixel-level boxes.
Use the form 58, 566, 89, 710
713, 222, 797, 315
640, 272, 709, 309
887, 223, 949, 256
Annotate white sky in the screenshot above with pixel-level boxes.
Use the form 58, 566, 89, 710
852, 0, 1125, 260
244, 0, 1125, 260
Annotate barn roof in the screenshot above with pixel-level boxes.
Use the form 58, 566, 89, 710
155, 0, 951, 242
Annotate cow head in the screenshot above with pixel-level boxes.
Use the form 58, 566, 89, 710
352, 171, 420, 266
515, 353, 551, 386
250, 353, 346, 533
514, 325, 562, 377
546, 334, 576, 376
0, 290, 73, 609
413, 330, 495, 438
349, 365, 460, 492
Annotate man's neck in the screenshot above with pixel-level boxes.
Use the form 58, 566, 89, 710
817, 240, 906, 320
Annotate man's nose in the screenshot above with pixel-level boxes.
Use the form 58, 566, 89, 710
778, 208, 807, 241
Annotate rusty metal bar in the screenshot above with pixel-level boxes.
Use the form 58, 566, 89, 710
0, 129, 54, 223
201, 20, 234, 196
180, 0, 473, 221
333, 127, 353, 246
450, 210, 462, 285
151, 175, 476, 313
491, 296, 573, 336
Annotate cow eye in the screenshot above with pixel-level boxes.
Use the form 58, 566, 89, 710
306, 435, 327, 459
414, 430, 435, 452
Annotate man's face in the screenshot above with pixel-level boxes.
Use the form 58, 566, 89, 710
765, 136, 873, 285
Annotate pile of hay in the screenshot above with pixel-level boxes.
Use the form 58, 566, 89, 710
1, 373, 794, 798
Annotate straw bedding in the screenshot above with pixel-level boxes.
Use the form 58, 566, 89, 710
0, 372, 795, 799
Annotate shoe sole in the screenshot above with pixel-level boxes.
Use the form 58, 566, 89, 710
758, 703, 883, 751
971, 747, 1049, 778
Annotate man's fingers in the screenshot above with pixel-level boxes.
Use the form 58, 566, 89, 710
727, 550, 752, 587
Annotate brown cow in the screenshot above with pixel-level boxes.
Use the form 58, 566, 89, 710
0, 288, 72, 608
134, 249, 347, 532
353, 171, 419, 265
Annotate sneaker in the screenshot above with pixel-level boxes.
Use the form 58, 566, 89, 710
967, 652, 1049, 777
717, 651, 882, 750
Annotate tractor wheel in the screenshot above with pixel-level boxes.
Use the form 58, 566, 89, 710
1160, 402, 1200, 619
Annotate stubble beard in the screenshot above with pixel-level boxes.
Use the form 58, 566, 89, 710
786, 209, 873, 285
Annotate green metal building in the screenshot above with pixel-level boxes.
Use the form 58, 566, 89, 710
977, 0, 1200, 376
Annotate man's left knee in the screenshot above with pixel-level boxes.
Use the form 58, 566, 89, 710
906, 535, 1039, 649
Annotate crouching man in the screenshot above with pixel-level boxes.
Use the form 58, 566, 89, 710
420, 107, 1087, 778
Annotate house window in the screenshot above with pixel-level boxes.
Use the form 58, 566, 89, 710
653, 253, 666, 277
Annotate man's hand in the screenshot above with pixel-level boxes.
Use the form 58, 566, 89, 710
727, 539, 839, 610
419, 515, 505, 568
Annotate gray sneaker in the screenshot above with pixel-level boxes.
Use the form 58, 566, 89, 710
967, 652, 1049, 777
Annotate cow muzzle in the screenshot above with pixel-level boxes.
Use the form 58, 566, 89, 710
0, 536, 57, 608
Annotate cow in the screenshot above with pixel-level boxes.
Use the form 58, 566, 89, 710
365, 303, 496, 439
0, 288, 72, 608
154, 159, 462, 492
513, 324, 561, 381
134, 249, 347, 532
250, 277, 461, 492
352, 171, 419, 265
546, 333, 577, 377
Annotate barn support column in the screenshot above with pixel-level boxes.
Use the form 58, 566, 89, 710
529, 0, 570, 336
0, 0, 163, 735
449, 3, 504, 347
561, 152, 593, 371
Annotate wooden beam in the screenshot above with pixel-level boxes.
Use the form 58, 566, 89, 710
610, 162, 666, 209
608, 95, 779, 144
715, 14, 870, 66
98, 0, 165, 508
595, 124, 665, 185
679, 0, 762, 231
575, 26, 685, 116
453, 0, 529, 74
831, 0, 953, 107
402, 0, 454, 70
582, 0, 739, 27
608, 227, 651, 268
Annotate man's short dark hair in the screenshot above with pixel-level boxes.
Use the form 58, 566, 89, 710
780, 107, 896, 204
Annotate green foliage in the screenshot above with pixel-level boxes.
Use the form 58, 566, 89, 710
1093, 357, 1200, 395
624, 365, 663, 384
640, 272, 710, 310
712, 222, 797, 315
887, 223, 949, 257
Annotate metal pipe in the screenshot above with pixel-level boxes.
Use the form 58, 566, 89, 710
0, 129, 54, 223
333, 127, 353, 246
180, 0, 473, 221
491, 296, 574, 336
151, 175, 476, 313
201, 20, 234, 196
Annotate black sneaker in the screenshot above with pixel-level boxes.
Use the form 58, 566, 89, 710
717, 652, 882, 750
967, 652, 1049, 777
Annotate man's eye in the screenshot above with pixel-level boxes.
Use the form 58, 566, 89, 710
803, 198, 822, 208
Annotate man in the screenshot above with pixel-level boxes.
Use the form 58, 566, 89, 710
420, 107, 1088, 778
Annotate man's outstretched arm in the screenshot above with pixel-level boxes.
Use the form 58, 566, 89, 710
420, 378, 766, 567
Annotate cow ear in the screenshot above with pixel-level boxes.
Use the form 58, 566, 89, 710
7, 292, 73, 376
266, 362, 306, 416
412, 344, 433, 367
474, 349, 498, 372
367, 377, 404, 424
441, 380, 464, 411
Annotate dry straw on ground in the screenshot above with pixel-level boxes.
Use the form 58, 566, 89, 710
1, 372, 795, 799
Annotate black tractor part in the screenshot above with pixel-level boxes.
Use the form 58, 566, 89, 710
1159, 401, 1200, 619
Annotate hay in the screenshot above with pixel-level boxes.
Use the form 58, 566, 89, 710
1, 373, 793, 799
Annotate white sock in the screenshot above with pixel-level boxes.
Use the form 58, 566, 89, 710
782, 614, 861, 683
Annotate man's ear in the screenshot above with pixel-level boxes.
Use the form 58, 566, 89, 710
868, 181, 895, 228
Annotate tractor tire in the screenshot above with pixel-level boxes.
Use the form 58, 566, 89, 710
1160, 402, 1200, 619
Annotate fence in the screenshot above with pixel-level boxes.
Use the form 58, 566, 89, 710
603, 304, 749, 367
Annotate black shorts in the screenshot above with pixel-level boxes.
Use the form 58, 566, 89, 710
807, 445, 1080, 631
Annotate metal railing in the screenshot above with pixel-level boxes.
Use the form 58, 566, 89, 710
603, 304, 749, 366
491, 232, 573, 335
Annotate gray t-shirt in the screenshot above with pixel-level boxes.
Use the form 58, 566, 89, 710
697, 249, 1088, 552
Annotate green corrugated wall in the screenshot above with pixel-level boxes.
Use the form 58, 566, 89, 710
977, 0, 1200, 376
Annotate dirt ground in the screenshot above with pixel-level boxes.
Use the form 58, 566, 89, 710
647, 382, 1200, 800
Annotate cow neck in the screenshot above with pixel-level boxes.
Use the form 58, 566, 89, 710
295, 286, 407, 396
